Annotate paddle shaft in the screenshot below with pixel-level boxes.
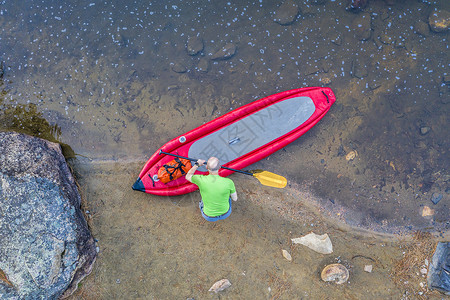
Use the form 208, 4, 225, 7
158, 150, 253, 176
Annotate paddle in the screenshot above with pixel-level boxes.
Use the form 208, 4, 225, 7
159, 150, 287, 188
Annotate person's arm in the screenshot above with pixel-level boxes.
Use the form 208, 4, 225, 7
186, 159, 205, 182
230, 192, 238, 201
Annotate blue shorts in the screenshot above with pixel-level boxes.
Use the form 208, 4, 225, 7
199, 198, 232, 222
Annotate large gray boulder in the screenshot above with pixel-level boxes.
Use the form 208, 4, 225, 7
0, 132, 96, 299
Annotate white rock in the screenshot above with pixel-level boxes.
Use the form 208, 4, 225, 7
282, 249, 292, 261
364, 265, 373, 273
208, 279, 231, 293
291, 232, 333, 254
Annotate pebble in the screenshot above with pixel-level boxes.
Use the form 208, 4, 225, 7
420, 267, 428, 275
197, 58, 210, 73
273, 0, 299, 25
171, 63, 187, 73
364, 265, 373, 273
211, 43, 237, 60
282, 249, 292, 261
421, 206, 434, 217
186, 36, 204, 56
420, 126, 431, 135
430, 193, 443, 205
346, 150, 357, 161
208, 279, 231, 293
352, 13, 372, 41
414, 20, 429, 36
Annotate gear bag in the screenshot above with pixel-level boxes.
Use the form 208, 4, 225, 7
157, 157, 192, 184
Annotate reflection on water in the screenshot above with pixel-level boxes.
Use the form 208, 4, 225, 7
0, 0, 449, 297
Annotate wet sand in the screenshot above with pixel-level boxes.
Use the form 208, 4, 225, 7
67, 160, 447, 299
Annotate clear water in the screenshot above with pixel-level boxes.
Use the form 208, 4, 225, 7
0, 0, 449, 298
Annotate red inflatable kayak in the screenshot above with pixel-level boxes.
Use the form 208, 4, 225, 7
133, 87, 336, 196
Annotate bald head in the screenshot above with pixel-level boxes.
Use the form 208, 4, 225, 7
207, 157, 220, 172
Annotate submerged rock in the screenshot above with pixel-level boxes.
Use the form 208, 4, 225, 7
429, 10, 450, 33
171, 62, 188, 73
273, 0, 300, 25
321, 264, 349, 284
352, 13, 372, 40
186, 36, 204, 56
211, 43, 237, 60
291, 232, 333, 254
196, 58, 210, 73
0, 132, 96, 299
208, 279, 231, 293
414, 20, 430, 36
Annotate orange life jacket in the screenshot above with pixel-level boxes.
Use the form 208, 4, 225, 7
157, 157, 192, 184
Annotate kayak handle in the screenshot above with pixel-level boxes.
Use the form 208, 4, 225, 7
158, 150, 253, 176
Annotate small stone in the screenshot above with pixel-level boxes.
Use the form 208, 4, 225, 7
414, 21, 429, 36
420, 126, 431, 135
273, 0, 300, 25
364, 265, 373, 273
346, 150, 357, 161
351, 59, 368, 79
186, 36, 204, 56
352, 13, 372, 41
208, 279, 231, 293
282, 249, 292, 261
422, 206, 434, 217
211, 43, 237, 60
171, 63, 187, 73
420, 267, 428, 275
321, 264, 349, 284
197, 58, 210, 73
430, 193, 443, 205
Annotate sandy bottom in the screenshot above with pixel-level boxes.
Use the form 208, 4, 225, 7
67, 161, 447, 299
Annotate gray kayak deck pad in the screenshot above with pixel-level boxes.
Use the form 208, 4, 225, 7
188, 96, 315, 169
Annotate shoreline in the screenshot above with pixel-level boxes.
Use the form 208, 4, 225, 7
75, 158, 449, 239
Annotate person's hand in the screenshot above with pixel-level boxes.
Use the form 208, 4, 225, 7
196, 159, 206, 166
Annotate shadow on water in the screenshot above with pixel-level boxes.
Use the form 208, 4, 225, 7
0, 0, 449, 298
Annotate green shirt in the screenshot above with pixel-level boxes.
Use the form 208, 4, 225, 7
191, 174, 236, 217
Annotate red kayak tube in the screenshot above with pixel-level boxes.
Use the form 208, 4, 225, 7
133, 87, 336, 196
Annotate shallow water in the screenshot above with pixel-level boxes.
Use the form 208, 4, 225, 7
0, 0, 449, 298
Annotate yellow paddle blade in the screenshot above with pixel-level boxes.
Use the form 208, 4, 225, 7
252, 171, 287, 188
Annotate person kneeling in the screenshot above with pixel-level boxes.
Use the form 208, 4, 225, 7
186, 157, 238, 222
